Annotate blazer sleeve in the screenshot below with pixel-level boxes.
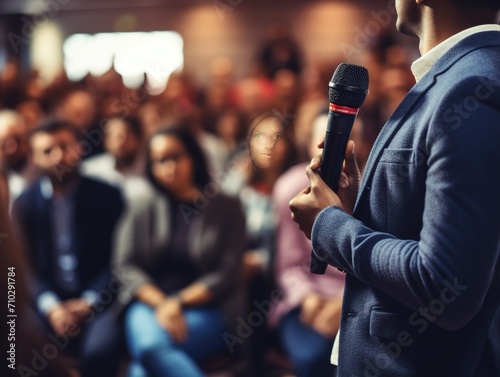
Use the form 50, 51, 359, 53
311, 76, 500, 331
196, 196, 246, 299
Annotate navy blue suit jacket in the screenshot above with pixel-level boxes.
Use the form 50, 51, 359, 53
13, 176, 124, 303
312, 31, 500, 376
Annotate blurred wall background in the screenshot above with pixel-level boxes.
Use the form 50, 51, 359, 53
0, 0, 418, 86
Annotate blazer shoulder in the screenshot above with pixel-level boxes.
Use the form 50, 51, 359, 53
431, 31, 500, 80
13, 179, 42, 207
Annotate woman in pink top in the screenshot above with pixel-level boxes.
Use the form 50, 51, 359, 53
269, 109, 346, 377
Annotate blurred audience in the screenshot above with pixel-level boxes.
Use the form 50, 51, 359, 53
113, 128, 247, 377
257, 22, 303, 79
137, 101, 163, 138
0, 23, 416, 376
80, 116, 145, 186
184, 111, 230, 176
198, 57, 239, 136
0, 110, 37, 206
54, 89, 102, 157
214, 107, 248, 167
0, 59, 25, 109
80, 115, 150, 207
269, 109, 346, 377
379, 45, 416, 120
11, 120, 125, 377
16, 98, 45, 130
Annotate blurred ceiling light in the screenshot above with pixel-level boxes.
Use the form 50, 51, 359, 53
63, 31, 184, 93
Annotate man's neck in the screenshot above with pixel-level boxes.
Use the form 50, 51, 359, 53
418, 8, 498, 55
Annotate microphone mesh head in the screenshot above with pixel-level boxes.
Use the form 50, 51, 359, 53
329, 63, 369, 109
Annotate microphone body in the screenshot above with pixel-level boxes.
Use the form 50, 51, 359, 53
320, 106, 358, 191
310, 63, 369, 275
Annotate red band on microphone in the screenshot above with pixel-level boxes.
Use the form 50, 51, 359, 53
329, 103, 358, 116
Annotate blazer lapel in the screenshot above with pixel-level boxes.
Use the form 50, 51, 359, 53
354, 31, 500, 213
354, 78, 434, 212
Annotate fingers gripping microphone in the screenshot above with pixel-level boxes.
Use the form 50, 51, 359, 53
310, 63, 369, 274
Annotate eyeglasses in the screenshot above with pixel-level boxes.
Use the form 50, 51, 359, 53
151, 152, 189, 165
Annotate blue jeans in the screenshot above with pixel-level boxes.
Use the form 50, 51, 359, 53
279, 308, 336, 377
125, 301, 230, 377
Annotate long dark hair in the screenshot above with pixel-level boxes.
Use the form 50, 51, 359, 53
146, 127, 211, 196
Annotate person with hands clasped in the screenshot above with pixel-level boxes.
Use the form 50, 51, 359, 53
113, 127, 247, 377
290, 0, 500, 376
12, 120, 125, 377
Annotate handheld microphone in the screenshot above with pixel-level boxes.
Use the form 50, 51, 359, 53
310, 63, 369, 274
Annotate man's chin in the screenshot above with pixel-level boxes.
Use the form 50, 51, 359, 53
396, 20, 417, 38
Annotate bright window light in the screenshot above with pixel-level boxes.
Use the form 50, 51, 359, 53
63, 31, 184, 94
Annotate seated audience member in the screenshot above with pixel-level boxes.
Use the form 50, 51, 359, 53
213, 108, 248, 168
238, 112, 297, 282
1, 174, 72, 377
0, 110, 37, 205
113, 128, 247, 377
16, 97, 46, 131
80, 116, 145, 185
269, 110, 346, 377
137, 101, 163, 138
11, 120, 125, 377
184, 111, 230, 176
232, 111, 297, 375
55, 89, 102, 158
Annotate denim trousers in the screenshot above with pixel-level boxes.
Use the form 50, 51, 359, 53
125, 301, 230, 377
279, 308, 337, 377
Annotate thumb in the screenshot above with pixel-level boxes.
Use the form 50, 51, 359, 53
344, 140, 359, 176
317, 138, 325, 149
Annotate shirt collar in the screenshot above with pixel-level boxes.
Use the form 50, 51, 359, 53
411, 24, 500, 82
40, 176, 80, 200
40, 177, 53, 200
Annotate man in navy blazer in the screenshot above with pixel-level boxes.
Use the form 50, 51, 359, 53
12, 120, 124, 377
291, 0, 500, 376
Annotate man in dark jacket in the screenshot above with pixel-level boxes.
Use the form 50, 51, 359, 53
13, 119, 124, 377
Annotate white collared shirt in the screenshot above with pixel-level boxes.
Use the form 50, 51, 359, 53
411, 24, 500, 82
